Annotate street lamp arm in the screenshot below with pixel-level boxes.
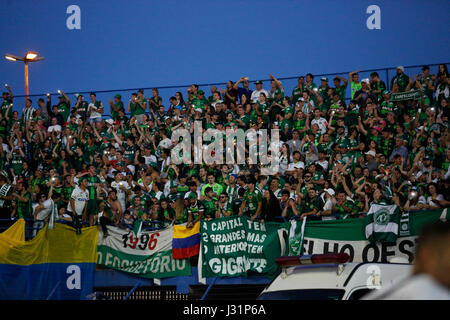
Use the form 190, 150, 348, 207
30, 57, 45, 62
4, 53, 24, 61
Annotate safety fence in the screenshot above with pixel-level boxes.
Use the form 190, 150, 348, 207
6, 62, 448, 118
0, 213, 365, 241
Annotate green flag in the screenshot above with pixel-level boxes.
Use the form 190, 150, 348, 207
288, 218, 307, 256
390, 90, 422, 102
365, 203, 400, 244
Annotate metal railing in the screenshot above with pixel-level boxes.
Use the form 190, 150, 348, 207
6, 62, 448, 117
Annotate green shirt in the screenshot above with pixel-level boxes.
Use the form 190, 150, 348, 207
111, 101, 124, 120
86, 176, 101, 200
57, 103, 70, 122
16, 192, 32, 219
350, 81, 362, 99
291, 85, 306, 105
76, 101, 89, 118
243, 189, 262, 215
1, 100, 13, 119
202, 199, 217, 219
134, 99, 147, 115
11, 155, 24, 175
201, 183, 223, 196
334, 85, 347, 102
390, 73, 409, 92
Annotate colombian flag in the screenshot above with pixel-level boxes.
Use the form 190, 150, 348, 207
0, 219, 98, 300
172, 221, 201, 259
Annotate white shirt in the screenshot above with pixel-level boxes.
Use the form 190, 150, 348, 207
67, 186, 89, 215
321, 197, 336, 221
427, 194, 444, 208
316, 160, 329, 172
144, 154, 157, 166
34, 199, 54, 221
88, 102, 102, 119
311, 117, 328, 134
111, 181, 129, 201
287, 160, 305, 171
250, 89, 270, 102
48, 124, 62, 133
363, 274, 450, 300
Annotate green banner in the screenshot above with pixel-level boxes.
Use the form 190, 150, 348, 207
390, 89, 422, 101
288, 209, 448, 263
200, 216, 286, 279
97, 224, 191, 278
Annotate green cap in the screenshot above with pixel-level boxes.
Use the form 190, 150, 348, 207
188, 192, 197, 199
198, 90, 205, 95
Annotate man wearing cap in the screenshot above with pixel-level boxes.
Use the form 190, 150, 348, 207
353, 78, 372, 106
109, 94, 124, 121
391, 66, 410, 92
364, 150, 378, 171
191, 89, 209, 113
318, 188, 336, 221
250, 80, 269, 103
318, 77, 330, 101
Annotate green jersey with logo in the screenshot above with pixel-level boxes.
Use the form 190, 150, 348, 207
243, 189, 262, 215
188, 201, 204, 220
57, 102, 70, 122
11, 155, 24, 175
291, 85, 306, 105
86, 176, 101, 200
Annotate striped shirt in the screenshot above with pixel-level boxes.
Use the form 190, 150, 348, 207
22, 106, 36, 122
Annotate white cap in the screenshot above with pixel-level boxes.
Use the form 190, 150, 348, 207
365, 150, 376, 157
362, 78, 370, 84
324, 188, 335, 196
397, 66, 404, 72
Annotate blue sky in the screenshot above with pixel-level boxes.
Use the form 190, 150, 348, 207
1, 0, 449, 113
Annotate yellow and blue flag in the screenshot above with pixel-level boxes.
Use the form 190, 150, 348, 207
0, 219, 98, 300
172, 221, 200, 259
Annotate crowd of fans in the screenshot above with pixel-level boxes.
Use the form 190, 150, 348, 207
0, 64, 449, 237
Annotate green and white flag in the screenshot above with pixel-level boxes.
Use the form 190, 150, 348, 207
365, 203, 400, 244
390, 89, 423, 102
288, 218, 307, 256
200, 216, 286, 279
97, 224, 191, 278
